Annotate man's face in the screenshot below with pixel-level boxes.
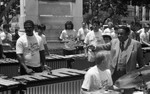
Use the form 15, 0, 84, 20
117, 28, 128, 42
93, 23, 99, 32
24, 23, 34, 36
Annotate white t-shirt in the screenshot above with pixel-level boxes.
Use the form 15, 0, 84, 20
81, 66, 113, 92
84, 30, 104, 62
77, 27, 90, 41
139, 28, 150, 43
16, 34, 44, 67
40, 34, 47, 45
59, 29, 77, 49
84, 30, 104, 46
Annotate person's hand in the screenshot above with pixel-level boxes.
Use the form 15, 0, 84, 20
113, 85, 119, 90
87, 45, 96, 51
112, 85, 124, 93
26, 68, 34, 75
43, 65, 52, 74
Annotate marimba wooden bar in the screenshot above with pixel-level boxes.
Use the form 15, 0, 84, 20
0, 78, 21, 94
13, 68, 86, 94
0, 54, 71, 77
0, 53, 87, 77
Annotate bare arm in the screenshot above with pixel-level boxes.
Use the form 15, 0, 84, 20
40, 50, 45, 67
44, 44, 50, 55
17, 54, 33, 74
84, 43, 88, 56
141, 40, 150, 47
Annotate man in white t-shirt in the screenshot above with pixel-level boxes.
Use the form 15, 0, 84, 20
137, 23, 150, 47
16, 20, 45, 75
81, 51, 113, 93
77, 22, 90, 53
84, 19, 104, 67
77, 22, 90, 43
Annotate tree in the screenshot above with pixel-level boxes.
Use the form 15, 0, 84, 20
0, 0, 20, 25
83, 0, 150, 25
83, 0, 130, 25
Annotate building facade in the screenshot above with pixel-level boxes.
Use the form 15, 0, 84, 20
122, 5, 150, 24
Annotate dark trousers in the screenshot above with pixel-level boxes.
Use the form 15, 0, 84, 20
112, 67, 134, 94
112, 67, 126, 83
19, 65, 43, 75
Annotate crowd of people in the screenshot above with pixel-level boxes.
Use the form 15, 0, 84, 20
62, 19, 149, 94
0, 18, 150, 94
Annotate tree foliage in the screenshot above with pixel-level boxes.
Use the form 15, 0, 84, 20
83, 0, 150, 25
83, 0, 129, 25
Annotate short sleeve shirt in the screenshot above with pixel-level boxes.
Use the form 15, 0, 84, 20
41, 34, 47, 45
140, 29, 150, 43
81, 66, 113, 91
77, 28, 89, 41
84, 30, 104, 46
16, 34, 44, 67
60, 29, 77, 49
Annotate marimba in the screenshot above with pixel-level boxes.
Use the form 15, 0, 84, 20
45, 54, 69, 69
0, 53, 86, 77
46, 54, 87, 69
0, 54, 72, 77
13, 68, 86, 94
61, 54, 90, 70
0, 78, 21, 94
0, 58, 19, 77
